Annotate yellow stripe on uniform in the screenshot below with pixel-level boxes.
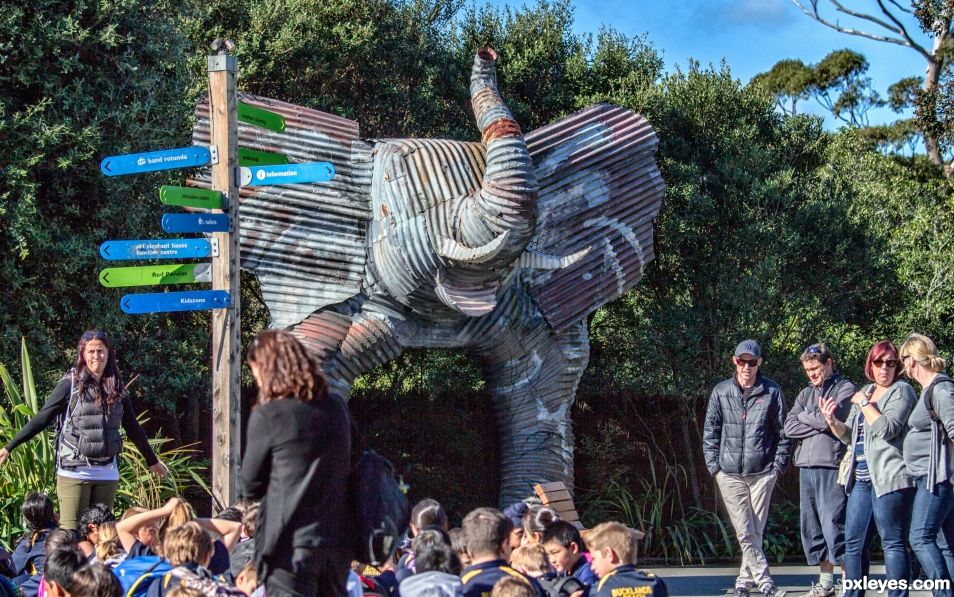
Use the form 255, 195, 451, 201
501, 566, 531, 584
598, 568, 619, 592
461, 569, 484, 584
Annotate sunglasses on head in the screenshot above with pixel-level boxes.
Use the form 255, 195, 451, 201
872, 358, 898, 369
81, 331, 108, 341
735, 357, 759, 368
804, 344, 823, 355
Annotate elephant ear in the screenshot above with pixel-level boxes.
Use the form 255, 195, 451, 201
190, 93, 373, 329
521, 104, 665, 333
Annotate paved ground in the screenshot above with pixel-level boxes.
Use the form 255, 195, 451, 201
641, 564, 934, 597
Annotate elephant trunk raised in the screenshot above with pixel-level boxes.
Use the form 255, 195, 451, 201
450, 47, 539, 267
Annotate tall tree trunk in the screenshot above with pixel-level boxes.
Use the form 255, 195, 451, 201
923, 51, 944, 168
679, 399, 703, 509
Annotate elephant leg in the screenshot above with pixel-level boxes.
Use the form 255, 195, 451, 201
290, 298, 404, 398
471, 317, 590, 506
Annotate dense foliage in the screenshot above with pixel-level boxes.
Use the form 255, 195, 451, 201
1, 0, 951, 561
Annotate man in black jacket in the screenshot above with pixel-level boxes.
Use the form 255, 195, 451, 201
784, 343, 855, 597
704, 339, 792, 597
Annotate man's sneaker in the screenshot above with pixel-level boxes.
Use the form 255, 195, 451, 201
761, 584, 787, 597
799, 583, 834, 597
735, 587, 751, 597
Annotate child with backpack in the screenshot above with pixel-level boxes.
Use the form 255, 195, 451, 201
540, 522, 596, 588
145, 522, 243, 597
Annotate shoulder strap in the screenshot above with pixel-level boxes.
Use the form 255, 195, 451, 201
52, 369, 81, 469
923, 375, 953, 425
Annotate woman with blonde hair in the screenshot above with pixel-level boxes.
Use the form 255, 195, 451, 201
94, 521, 124, 566
241, 330, 352, 597
900, 333, 954, 594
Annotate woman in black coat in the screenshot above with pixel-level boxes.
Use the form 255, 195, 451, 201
241, 330, 352, 597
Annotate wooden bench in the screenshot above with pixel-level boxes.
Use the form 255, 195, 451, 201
533, 481, 583, 528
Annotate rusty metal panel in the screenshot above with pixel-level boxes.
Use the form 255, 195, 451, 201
190, 93, 372, 329
522, 103, 665, 332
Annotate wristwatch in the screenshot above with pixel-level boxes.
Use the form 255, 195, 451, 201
860, 397, 871, 408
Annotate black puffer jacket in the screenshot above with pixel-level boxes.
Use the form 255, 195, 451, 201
703, 375, 792, 476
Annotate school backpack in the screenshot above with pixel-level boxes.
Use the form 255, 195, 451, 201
154, 566, 246, 597
350, 448, 410, 565
537, 575, 587, 597
113, 555, 172, 597
923, 374, 953, 439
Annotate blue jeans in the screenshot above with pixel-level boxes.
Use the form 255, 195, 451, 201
909, 476, 954, 597
843, 480, 914, 597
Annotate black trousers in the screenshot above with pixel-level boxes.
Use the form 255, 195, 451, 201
264, 547, 350, 597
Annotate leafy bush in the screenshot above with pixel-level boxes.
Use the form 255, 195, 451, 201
0, 338, 208, 546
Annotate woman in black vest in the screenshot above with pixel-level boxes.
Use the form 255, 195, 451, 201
0, 330, 167, 529
241, 329, 352, 597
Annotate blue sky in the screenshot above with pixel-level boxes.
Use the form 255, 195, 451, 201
491, 0, 930, 128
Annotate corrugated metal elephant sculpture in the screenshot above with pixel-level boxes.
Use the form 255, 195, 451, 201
194, 48, 664, 504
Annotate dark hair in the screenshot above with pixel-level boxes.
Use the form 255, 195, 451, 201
412, 526, 451, 555
78, 503, 115, 541
214, 507, 243, 523
74, 330, 125, 414
45, 529, 79, 557
522, 506, 559, 535
415, 542, 461, 576
462, 508, 512, 557
411, 498, 448, 532
22, 492, 56, 534
242, 503, 260, 538
43, 546, 86, 593
864, 340, 901, 384
70, 562, 122, 597
541, 520, 587, 551
246, 330, 328, 404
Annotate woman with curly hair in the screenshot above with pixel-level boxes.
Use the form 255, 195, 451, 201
0, 330, 167, 529
241, 330, 352, 597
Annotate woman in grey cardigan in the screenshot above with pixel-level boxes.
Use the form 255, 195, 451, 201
900, 333, 954, 596
820, 340, 916, 597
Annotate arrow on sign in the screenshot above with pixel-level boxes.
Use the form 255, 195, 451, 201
161, 214, 230, 234
120, 290, 231, 314
100, 146, 212, 176
240, 162, 335, 187
100, 239, 213, 261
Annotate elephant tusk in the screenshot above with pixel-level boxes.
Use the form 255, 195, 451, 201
437, 230, 511, 264
517, 246, 591, 270
434, 271, 499, 316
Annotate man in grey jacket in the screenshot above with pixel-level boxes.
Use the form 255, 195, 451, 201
784, 343, 855, 597
704, 339, 791, 597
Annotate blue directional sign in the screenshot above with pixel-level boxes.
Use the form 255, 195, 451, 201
100, 239, 212, 261
100, 146, 212, 176
120, 290, 231, 314
240, 161, 335, 186
161, 214, 230, 233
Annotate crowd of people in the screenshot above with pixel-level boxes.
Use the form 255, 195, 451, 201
0, 325, 951, 597
704, 335, 953, 597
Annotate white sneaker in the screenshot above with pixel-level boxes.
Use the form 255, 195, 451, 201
798, 583, 834, 597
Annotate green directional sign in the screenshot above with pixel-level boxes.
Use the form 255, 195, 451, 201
238, 102, 286, 133
99, 263, 211, 288
238, 147, 289, 167
159, 186, 223, 209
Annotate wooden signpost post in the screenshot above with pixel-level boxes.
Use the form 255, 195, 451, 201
97, 41, 335, 510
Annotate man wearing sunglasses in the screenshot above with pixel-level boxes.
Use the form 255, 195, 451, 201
784, 344, 856, 597
704, 339, 792, 597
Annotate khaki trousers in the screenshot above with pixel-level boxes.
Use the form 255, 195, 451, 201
716, 469, 778, 590
55, 475, 119, 530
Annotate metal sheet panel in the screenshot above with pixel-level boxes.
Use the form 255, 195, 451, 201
190, 93, 372, 329
522, 103, 665, 332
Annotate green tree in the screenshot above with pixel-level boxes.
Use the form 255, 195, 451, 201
791, 0, 954, 173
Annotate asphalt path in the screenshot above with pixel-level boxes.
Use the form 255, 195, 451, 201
641, 564, 935, 597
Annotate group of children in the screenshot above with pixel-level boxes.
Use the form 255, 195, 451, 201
0, 492, 666, 597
